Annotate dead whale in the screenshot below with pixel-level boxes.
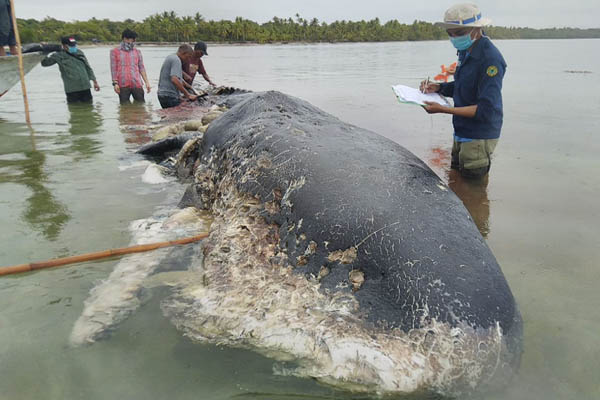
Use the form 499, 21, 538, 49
74, 90, 522, 397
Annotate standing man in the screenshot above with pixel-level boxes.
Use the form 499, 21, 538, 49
157, 44, 197, 109
0, 0, 17, 56
41, 37, 100, 103
182, 41, 216, 87
110, 29, 152, 104
421, 3, 506, 179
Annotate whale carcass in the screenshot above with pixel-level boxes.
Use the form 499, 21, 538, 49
75, 91, 522, 397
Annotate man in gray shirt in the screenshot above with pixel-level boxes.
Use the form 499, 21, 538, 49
157, 44, 197, 108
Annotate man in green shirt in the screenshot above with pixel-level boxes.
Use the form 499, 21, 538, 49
41, 37, 100, 103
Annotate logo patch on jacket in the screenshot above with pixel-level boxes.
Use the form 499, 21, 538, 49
486, 65, 499, 77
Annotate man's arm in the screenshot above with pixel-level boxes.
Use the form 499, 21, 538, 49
81, 53, 100, 91
170, 56, 196, 99
137, 51, 151, 93
180, 72, 193, 89
423, 103, 477, 117
438, 81, 455, 97
200, 71, 216, 87
41, 52, 60, 67
170, 76, 196, 100
141, 71, 151, 93
473, 61, 505, 122
197, 61, 216, 87
182, 70, 193, 85
110, 49, 120, 94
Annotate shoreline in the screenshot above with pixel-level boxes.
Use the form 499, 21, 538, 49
64, 36, 600, 49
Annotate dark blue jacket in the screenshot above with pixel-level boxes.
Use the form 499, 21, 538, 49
439, 36, 506, 140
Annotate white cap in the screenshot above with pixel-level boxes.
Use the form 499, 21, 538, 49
435, 3, 492, 30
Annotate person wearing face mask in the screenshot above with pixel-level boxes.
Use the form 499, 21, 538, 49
420, 3, 506, 179
41, 36, 100, 103
110, 29, 152, 104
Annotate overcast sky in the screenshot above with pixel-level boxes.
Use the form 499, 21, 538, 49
14, 0, 600, 29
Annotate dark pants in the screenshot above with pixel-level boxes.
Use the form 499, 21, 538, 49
66, 89, 93, 104
119, 87, 145, 104
0, 5, 16, 47
158, 94, 181, 109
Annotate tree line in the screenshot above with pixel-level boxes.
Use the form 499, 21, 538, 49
17, 12, 600, 44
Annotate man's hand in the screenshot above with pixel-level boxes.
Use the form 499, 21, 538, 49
93, 81, 100, 92
209, 81, 217, 87
146, 84, 152, 93
423, 101, 447, 114
187, 94, 198, 101
419, 80, 440, 94
113, 84, 120, 94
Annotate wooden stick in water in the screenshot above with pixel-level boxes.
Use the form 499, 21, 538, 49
0, 233, 209, 277
9, 0, 31, 125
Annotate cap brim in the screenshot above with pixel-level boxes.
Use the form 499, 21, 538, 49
435, 17, 492, 30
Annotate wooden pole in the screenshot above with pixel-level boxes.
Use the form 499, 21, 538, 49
9, 0, 31, 125
0, 233, 209, 277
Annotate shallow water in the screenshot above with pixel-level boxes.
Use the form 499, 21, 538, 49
1, 40, 599, 399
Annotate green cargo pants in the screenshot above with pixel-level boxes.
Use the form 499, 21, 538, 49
451, 139, 499, 179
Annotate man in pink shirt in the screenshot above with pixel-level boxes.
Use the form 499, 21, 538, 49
182, 41, 216, 87
110, 29, 151, 104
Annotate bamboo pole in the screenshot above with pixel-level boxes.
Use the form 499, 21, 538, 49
9, 0, 31, 125
0, 233, 209, 277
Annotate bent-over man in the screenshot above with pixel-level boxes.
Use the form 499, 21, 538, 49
182, 41, 216, 87
157, 44, 198, 109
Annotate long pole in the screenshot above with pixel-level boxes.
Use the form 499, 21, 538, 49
0, 233, 209, 277
9, 0, 31, 125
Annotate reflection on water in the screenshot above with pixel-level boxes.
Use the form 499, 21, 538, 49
118, 102, 153, 145
19, 149, 70, 240
447, 169, 491, 237
0, 126, 70, 241
64, 102, 103, 159
427, 145, 491, 237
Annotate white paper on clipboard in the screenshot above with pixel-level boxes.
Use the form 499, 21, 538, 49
392, 84, 450, 107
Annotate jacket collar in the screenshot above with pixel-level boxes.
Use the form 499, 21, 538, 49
466, 35, 488, 60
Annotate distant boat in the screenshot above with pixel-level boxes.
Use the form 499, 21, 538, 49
0, 44, 62, 97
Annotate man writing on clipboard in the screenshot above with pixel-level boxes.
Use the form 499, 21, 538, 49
421, 3, 506, 179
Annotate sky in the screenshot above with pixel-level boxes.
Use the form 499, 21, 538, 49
14, 0, 600, 29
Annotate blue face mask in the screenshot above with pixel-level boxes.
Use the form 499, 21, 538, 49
68, 46, 78, 54
450, 33, 474, 51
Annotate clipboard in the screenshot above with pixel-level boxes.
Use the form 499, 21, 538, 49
392, 84, 450, 107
